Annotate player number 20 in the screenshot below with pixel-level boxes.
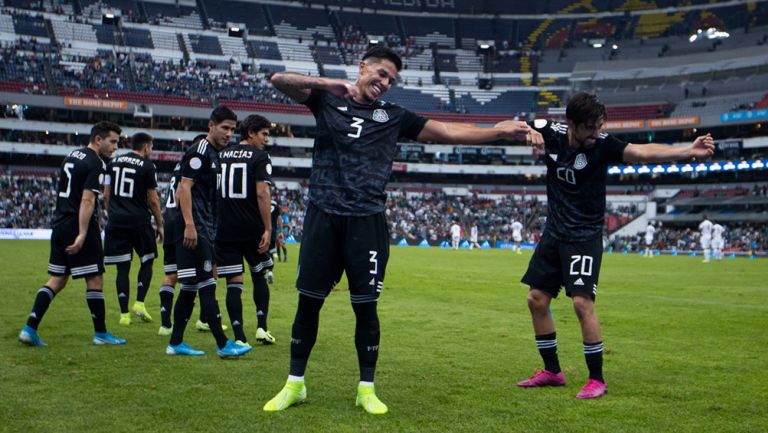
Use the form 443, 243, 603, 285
348, 117, 364, 138
569, 255, 593, 276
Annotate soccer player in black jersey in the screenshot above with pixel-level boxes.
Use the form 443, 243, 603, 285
514, 92, 714, 399
103, 132, 164, 326
263, 46, 533, 414
18, 121, 126, 346
266, 198, 284, 282
165, 107, 251, 358
216, 114, 276, 346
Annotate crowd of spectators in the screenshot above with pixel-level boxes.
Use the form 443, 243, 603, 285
615, 223, 768, 254
0, 170, 57, 229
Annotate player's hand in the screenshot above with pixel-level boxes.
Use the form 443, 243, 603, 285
258, 229, 271, 254
65, 234, 86, 255
156, 226, 164, 244
183, 224, 197, 250
322, 79, 360, 99
690, 133, 715, 160
493, 120, 535, 144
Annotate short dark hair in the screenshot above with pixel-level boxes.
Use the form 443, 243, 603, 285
362, 46, 403, 72
566, 92, 606, 127
239, 114, 272, 139
210, 106, 237, 124
90, 121, 121, 143
131, 132, 153, 150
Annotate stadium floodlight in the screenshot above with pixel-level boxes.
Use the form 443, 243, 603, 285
622, 166, 636, 174
652, 165, 666, 173
709, 162, 722, 171
723, 161, 736, 170
681, 164, 694, 173
752, 160, 765, 169
689, 27, 730, 42
666, 164, 680, 173
228, 27, 244, 37
737, 161, 750, 170
607, 166, 621, 174
611, 44, 618, 50
368, 39, 380, 47
592, 43, 603, 48
102, 13, 118, 25
637, 165, 651, 174
695, 163, 708, 172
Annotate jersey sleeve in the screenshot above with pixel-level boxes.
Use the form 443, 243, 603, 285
602, 134, 629, 164
253, 153, 273, 185
399, 108, 428, 140
84, 156, 105, 193
146, 162, 158, 189
180, 147, 210, 182
303, 88, 325, 115
528, 119, 560, 152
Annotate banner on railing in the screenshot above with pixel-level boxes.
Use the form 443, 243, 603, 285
64, 97, 129, 111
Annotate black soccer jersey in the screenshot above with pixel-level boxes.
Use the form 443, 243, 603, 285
105, 151, 158, 228
531, 119, 628, 242
163, 162, 181, 224
178, 138, 220, 240
303, 89, 427, 216
270, 199, 280, 241
52, 146, 105, 227
216, 144, 273, 242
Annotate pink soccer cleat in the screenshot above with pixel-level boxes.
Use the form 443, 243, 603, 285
517, 370, 566, 387
576, 379, 607, 399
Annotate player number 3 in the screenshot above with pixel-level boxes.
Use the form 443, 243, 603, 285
348, 117, 364, 138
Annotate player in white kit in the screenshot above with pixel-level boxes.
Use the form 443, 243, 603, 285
712, 222, 725, 261
699, 217, 713, 263
469, 223, 481, 250
450, 221, 462, 250
644, 222, 655, 257
511, 220, 524, 254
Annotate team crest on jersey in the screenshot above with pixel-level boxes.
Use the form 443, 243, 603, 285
574, 153, 588, 170
266, 163, 272, 175
203, 260, 212, 272
372, 109, 389, 123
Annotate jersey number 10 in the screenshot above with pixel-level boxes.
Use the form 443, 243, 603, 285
220, 162, 248, 199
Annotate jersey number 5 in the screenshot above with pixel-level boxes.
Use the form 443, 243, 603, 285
348, 117, 364, 138
58, 162, 75, 198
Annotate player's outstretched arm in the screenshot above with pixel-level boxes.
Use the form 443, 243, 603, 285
66, 189, 96, 255
416, 119, 532, 144
177, 178, 197, 249
256, 182, 271, 254
147, 188, 164, 243
270, 73, 360, 104
623, 133, 715, 164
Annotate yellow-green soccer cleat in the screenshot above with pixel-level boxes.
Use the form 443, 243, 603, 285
195, 320, 228, 332
263, 380, 307, 412
132, 302, 153, 322
119, 312, 132, 326
255, 328, 276, 345
158, 326, 172, 336
235, 340, 252, 348
356, 384, 388, 415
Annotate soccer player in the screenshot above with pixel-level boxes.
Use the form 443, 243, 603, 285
165, 106, 251, 358
18, 121, 125, 346
511, 219, 524, 254
263, 46, 532, 414
266, 198, 283, 283
216, 114, 276, 346
514, 92, 714, 399
103, 132, 163, 325
469, 223, 481, 250
643, 221, 655, 257
450, 221, 462, 250
157, 158, 183, 336
712, 221, 725, 261
699, 216, 713, 263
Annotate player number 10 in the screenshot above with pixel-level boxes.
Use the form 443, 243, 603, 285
220, 162, 247, 199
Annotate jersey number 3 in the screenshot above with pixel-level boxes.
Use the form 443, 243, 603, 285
348, 117, 364, 138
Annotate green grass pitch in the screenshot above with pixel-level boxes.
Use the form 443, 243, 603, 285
1, 241, 766, 433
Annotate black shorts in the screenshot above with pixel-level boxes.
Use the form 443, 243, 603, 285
103, 224, 157, 265
215, 239, 274, 277
48, 217, 104, 279
163, 242, 177, 275
176, 235, 216, 286
521, 232, 603, 300
296, 203, 389, 303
